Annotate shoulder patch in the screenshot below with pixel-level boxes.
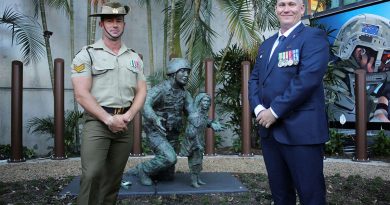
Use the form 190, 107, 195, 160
73, 64, 85, 73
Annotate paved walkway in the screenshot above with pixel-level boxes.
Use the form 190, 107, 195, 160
0, 155, 389, 183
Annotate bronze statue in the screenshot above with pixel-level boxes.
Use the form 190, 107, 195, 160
128, 58, 194, 186
179, 93, 223, 188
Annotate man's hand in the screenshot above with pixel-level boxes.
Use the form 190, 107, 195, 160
106, 115, 129, 133
256, 109, 276, 128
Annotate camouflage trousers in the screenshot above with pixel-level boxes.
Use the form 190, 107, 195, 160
140, 133, 179, 180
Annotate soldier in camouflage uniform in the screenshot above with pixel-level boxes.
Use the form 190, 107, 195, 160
129, 58, 193, 186
328, 14, 390, 122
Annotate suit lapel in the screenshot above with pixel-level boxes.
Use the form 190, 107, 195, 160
261, 34, 278, 83
262, 23, 306, 83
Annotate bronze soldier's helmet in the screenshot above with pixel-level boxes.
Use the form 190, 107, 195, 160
167, 58, 191, 74
89, 1, 130, 17
333, 14, 390, 71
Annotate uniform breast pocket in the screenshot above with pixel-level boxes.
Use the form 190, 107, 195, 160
122, 65, 140, 87
92, 65, 114, 77
91, 62, 115, 88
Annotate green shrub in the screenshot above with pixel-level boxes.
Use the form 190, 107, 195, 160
214, 134, 225, 149
214, 44, 257, 149
26, 110, 82, 156
232, 137, 242, 153
325, 129, 346, 155
371, 129, 390, 157
0, 144, 36, 160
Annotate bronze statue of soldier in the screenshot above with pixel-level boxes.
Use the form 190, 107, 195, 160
128, 58, 194, 186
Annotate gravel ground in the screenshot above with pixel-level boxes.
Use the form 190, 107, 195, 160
0, 155, 389, 183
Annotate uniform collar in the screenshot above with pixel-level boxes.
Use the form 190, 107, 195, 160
278, 21, 302, 38
92, 39, 129, 55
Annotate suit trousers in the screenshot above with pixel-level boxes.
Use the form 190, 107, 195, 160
261, 136, 326, 205
77, 113, 134, 205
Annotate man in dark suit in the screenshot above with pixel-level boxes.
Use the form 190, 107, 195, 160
248, 0, 330, 204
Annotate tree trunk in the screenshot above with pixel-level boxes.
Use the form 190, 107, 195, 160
163, 0, 168, 73
146, 0, 155, 74
39, 0, 55, 90
87, 0, 91, 44
90, 4, 98, 44
69, 0, 80, 152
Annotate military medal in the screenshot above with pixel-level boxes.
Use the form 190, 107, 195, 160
293, 49, 299, 65
288, 50, 293, 66
282, 51, 287, 67
278, 52, 283, 67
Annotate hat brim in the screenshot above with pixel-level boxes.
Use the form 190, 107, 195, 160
89, 13, 127, 17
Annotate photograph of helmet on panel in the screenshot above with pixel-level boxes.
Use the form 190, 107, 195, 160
316, 1, 390, 124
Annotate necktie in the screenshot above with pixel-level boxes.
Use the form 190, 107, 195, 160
276, 35, 286, 50
269, 35, 286, 62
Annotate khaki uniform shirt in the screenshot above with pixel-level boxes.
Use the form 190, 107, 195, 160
71, 39, 146, 108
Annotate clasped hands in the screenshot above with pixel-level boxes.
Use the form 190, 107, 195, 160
256, 108, 276, 128
106, 114, 133, 133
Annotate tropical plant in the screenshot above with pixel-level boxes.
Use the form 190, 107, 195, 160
0, 7, 45, 65
371, 129, 390, 157
34, 0, 82, 150
179, 0, 217, 94
325, 129, 346, 155
0, 144, 36, 160
26, 110, 83, 156
214, 134, 224, 149
215, 44, 256, 146
232, 136, 242, 153
146, 69, 167, 87
136, 0, 158, 74
217, 0, 279, 66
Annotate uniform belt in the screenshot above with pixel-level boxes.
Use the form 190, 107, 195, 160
102, 106, 130, 115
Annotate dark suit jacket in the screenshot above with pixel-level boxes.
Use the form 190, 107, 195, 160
249, 23, 330, 145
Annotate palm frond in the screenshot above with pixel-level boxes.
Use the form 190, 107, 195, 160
181, 0, 217, 95
146, 69, 167, 87
0, 7, 45, 65
218, 0, 259, 49
253, 0, 278, 32
45, 0, 70, 16
26, 116, 55, 136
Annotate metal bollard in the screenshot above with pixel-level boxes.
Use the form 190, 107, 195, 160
353, 69, 369, 162
240, 61, 252, 157
8, 61, 25, 163
204, 58, 216, 155
52, 58, 66, 160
